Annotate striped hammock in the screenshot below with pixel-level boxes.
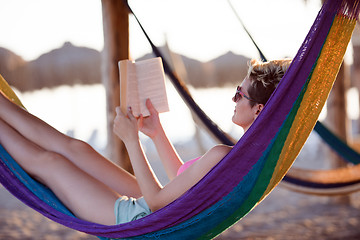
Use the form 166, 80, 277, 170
0, 0, 359, 239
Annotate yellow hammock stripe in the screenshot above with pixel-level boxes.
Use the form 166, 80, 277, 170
0, 74, 25, 108
263, 14, 357, 199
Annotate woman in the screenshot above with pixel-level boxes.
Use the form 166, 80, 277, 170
0, 59, 291, 225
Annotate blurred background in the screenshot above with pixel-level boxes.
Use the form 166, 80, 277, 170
0, 0, 327, 155
1, 0, 360, 239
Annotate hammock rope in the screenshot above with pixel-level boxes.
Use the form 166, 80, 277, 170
282, 163, 360, 196
124, 1, 234, 146
226, 0, 267, 62
0, 0, 359, 238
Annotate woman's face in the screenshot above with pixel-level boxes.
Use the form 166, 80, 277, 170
232, 78, 262, 132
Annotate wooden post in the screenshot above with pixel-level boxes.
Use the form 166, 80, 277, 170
325, 62, 350, 204
101, 0, 133, 173
352, 26, 360, 135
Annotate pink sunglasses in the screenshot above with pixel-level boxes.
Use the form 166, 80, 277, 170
233, 86, 257, 102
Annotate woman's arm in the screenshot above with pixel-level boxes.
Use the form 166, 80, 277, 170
138, 99, 183, 180
113, 107, 162, 209
113, 106, 232, 211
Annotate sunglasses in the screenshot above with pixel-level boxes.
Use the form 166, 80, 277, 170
233, 86, 257, 103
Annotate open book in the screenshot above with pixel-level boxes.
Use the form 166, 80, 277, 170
118, 57, 169, 117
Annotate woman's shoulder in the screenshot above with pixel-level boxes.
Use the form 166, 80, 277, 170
196, 144, 232, 168
207, 144, 233, 157
179, 145, 230, 177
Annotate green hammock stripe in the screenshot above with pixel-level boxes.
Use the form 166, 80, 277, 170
201, 70, 315, 239
204, 9, 357, 237
200, 17, 335, 239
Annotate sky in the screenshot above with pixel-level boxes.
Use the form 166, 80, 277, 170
0, 0, 322, 62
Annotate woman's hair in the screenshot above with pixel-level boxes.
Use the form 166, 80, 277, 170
246, 59, 292, 107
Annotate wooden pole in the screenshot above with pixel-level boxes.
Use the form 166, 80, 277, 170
101, 0, 133, 173
326, 63, 349, 143
325, 62, 350, 204
352, 26, 360, 136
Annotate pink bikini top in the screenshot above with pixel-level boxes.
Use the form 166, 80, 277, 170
176, 157, 201, 176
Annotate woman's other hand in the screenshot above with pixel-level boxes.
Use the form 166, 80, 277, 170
138, 99, 162, 139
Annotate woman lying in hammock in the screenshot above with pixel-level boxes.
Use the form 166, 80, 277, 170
0, 59, 290, 225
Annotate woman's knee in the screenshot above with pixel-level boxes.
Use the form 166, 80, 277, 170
64, 138, 94, 157
31, 151, 71, 183
0, 118, 9, 143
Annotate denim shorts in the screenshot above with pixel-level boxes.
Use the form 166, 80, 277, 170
114, 196, 152, 224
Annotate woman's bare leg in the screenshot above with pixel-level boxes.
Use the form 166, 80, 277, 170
0, 118, 120, 225
0, 91, 141, 197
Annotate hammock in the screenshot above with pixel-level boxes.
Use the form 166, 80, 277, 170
314, 121, 360, 165
131, 0, 360, 195
282, 165, 360, 196
0, 0, 359, 239
279, 121, 360, 196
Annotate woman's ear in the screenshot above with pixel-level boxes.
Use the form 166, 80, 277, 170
255, 104, 264, 116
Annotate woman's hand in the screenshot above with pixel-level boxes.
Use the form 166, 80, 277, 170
138, 99, 162, 139
113, 106, 139, 144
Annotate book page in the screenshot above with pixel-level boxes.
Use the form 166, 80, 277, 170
126, 63, 142, 116
119, 60, 141, 116
135, 57, 169, 116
